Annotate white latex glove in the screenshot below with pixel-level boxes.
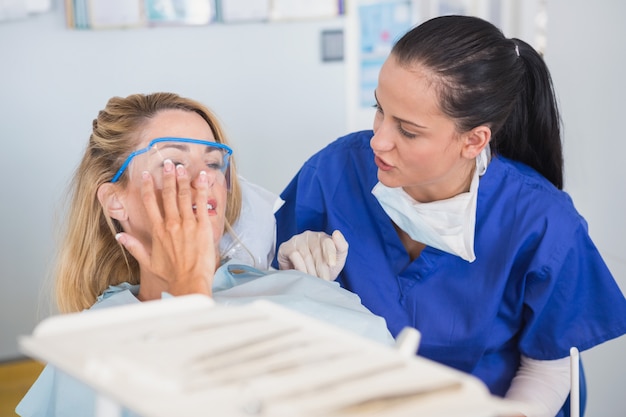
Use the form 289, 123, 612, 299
277, 230, 348, 281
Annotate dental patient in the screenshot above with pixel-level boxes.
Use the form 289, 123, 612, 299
16, 92, 392, 417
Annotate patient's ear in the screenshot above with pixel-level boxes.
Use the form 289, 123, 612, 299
97, 183, 128, 222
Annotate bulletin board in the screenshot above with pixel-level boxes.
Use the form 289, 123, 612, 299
344, 0, 544, 132
344, 0, 419, 132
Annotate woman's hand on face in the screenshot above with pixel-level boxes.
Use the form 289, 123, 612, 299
117, 159, 216, 299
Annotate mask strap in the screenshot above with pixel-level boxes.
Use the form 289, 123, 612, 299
477, 143, 491, 176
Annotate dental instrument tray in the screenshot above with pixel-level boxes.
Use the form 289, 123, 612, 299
19, 295, 523, 417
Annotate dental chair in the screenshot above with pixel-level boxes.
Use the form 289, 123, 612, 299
219, 176, 279, 269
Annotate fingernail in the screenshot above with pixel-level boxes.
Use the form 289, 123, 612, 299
199, 171, 207, 183
115, 233, 125, 244
163, 159, 173, 172
142, 171, 150, 180
176, 164, 185, 176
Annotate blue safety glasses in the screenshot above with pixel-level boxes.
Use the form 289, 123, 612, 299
111, 137, 233, 184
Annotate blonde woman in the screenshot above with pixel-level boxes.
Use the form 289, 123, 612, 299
17, 93, 392, 417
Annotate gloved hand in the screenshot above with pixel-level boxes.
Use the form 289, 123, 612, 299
277, 230, 348, 281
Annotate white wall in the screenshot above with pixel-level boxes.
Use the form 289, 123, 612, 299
0, 6, 346, 358
547, 1, 626, 416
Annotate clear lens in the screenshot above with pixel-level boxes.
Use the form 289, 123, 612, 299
131, 140, 231, 189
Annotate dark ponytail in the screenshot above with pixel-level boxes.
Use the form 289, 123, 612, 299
499, 39, 563, 189
392, 15, 563, 189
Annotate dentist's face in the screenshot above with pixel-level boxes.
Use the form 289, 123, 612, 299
371, 56, 475, 202
119, 110, 227, 251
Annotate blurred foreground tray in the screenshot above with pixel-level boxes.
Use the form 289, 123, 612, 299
20, 294, 523, 417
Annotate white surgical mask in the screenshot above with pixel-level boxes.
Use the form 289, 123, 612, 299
372, 145, 491, 262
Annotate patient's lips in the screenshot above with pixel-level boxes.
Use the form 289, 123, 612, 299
192, 199, 217, 215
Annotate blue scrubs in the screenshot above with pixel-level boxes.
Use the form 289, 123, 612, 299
16, 262, 393, 417
274, 130, 626, 415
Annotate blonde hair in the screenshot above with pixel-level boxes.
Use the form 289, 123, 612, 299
54, 92, 242, 313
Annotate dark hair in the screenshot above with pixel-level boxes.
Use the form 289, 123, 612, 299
392, 15, 563, 189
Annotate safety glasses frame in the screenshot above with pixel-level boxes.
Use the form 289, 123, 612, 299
111, 137, 233, 183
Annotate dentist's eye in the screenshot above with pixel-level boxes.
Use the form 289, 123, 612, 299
397, 125, 417, 139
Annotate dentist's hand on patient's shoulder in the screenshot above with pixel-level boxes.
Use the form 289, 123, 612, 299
277, 230, 348, 281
